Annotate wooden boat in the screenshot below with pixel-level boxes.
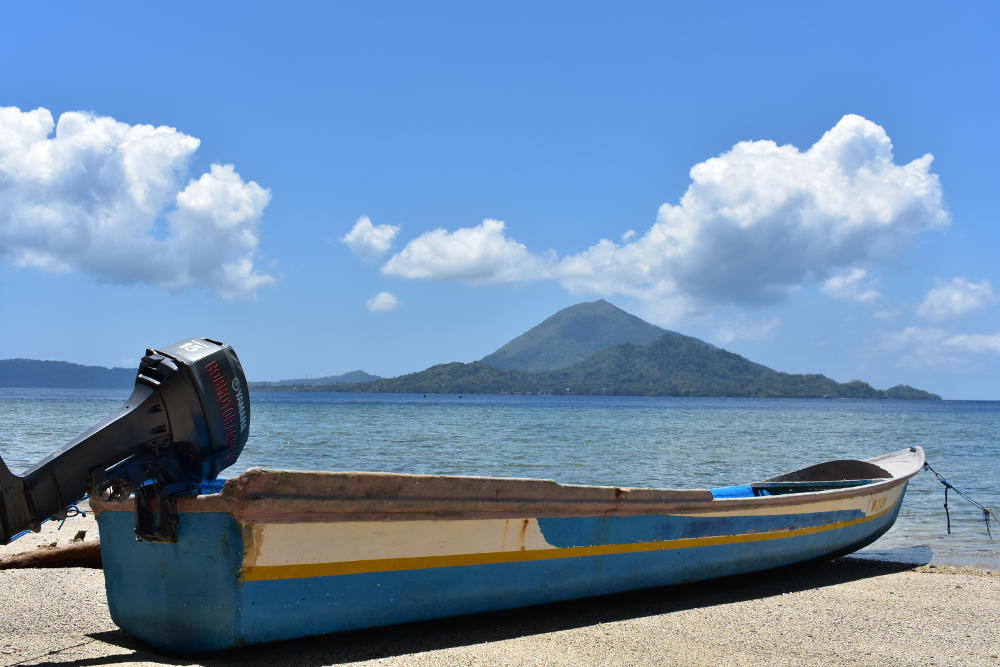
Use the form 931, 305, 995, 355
91, 446, 924, 652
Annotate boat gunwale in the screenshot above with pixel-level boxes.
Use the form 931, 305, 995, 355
91, 447, 925, 523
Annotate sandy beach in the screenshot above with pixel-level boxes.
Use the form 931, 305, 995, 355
2, 510, 998, 667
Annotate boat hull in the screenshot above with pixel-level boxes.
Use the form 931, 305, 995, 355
94, 447, 922, 652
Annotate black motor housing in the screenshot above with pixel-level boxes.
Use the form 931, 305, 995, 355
0, 338, 250, 544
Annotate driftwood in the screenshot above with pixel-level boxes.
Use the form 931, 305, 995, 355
0, 540, 102, 569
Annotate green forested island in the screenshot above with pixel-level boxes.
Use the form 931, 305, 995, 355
1, 301, 940, 398
250, 370, 381, 388
274, 300, 942, 399
0, 359, 135, 389
481, 299, 666, 370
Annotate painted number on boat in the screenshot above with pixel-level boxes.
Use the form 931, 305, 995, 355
869, 495, 888, 514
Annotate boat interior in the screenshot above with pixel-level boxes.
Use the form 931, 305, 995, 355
711, 458, 892, 498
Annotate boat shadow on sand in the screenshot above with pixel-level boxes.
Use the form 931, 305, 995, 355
69, 554, 927, 667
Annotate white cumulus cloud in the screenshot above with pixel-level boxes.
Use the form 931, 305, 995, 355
917, 277, 996, 321
881, 325, 1000, 367
358, 115, 948, 320
0, 106, 273, 299
341, 216, 400, 262
943, 332, 1000, 354
821, 267, 880, 303
712, 314, 782, 344
557, 114, 948, 307
882, 326, 957, 367
873, 308, 901, 320
382, 218, 554, 284
366, 291, 399, 312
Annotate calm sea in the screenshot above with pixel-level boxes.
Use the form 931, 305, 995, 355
2, 388, 998, 567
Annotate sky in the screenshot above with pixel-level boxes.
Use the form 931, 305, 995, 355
1, 2, 998, 399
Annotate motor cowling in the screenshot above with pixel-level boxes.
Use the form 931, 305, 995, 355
0, 338, 250, 544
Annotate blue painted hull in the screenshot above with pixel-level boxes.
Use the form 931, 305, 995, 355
94, 447, 922, 652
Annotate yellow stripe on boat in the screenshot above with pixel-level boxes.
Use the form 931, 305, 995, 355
240, 506, 892, 582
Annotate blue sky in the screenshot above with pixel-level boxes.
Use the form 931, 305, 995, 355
1, 2, 998, 399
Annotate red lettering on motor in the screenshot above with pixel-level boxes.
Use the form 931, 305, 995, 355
204, 360, 239, 453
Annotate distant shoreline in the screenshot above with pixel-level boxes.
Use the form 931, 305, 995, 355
250, 385, 943, 400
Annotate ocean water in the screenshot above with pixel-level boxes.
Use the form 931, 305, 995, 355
1, 388, 998, 567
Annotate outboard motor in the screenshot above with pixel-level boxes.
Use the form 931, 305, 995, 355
0, 338, 249, 544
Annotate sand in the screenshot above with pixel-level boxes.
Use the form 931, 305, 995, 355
2, 510, 998, 666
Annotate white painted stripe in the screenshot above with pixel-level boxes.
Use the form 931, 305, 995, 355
694, 487, 903, 517
249, 517, 555, 567
245, 487, 902, 568
241, 506, 897, 582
